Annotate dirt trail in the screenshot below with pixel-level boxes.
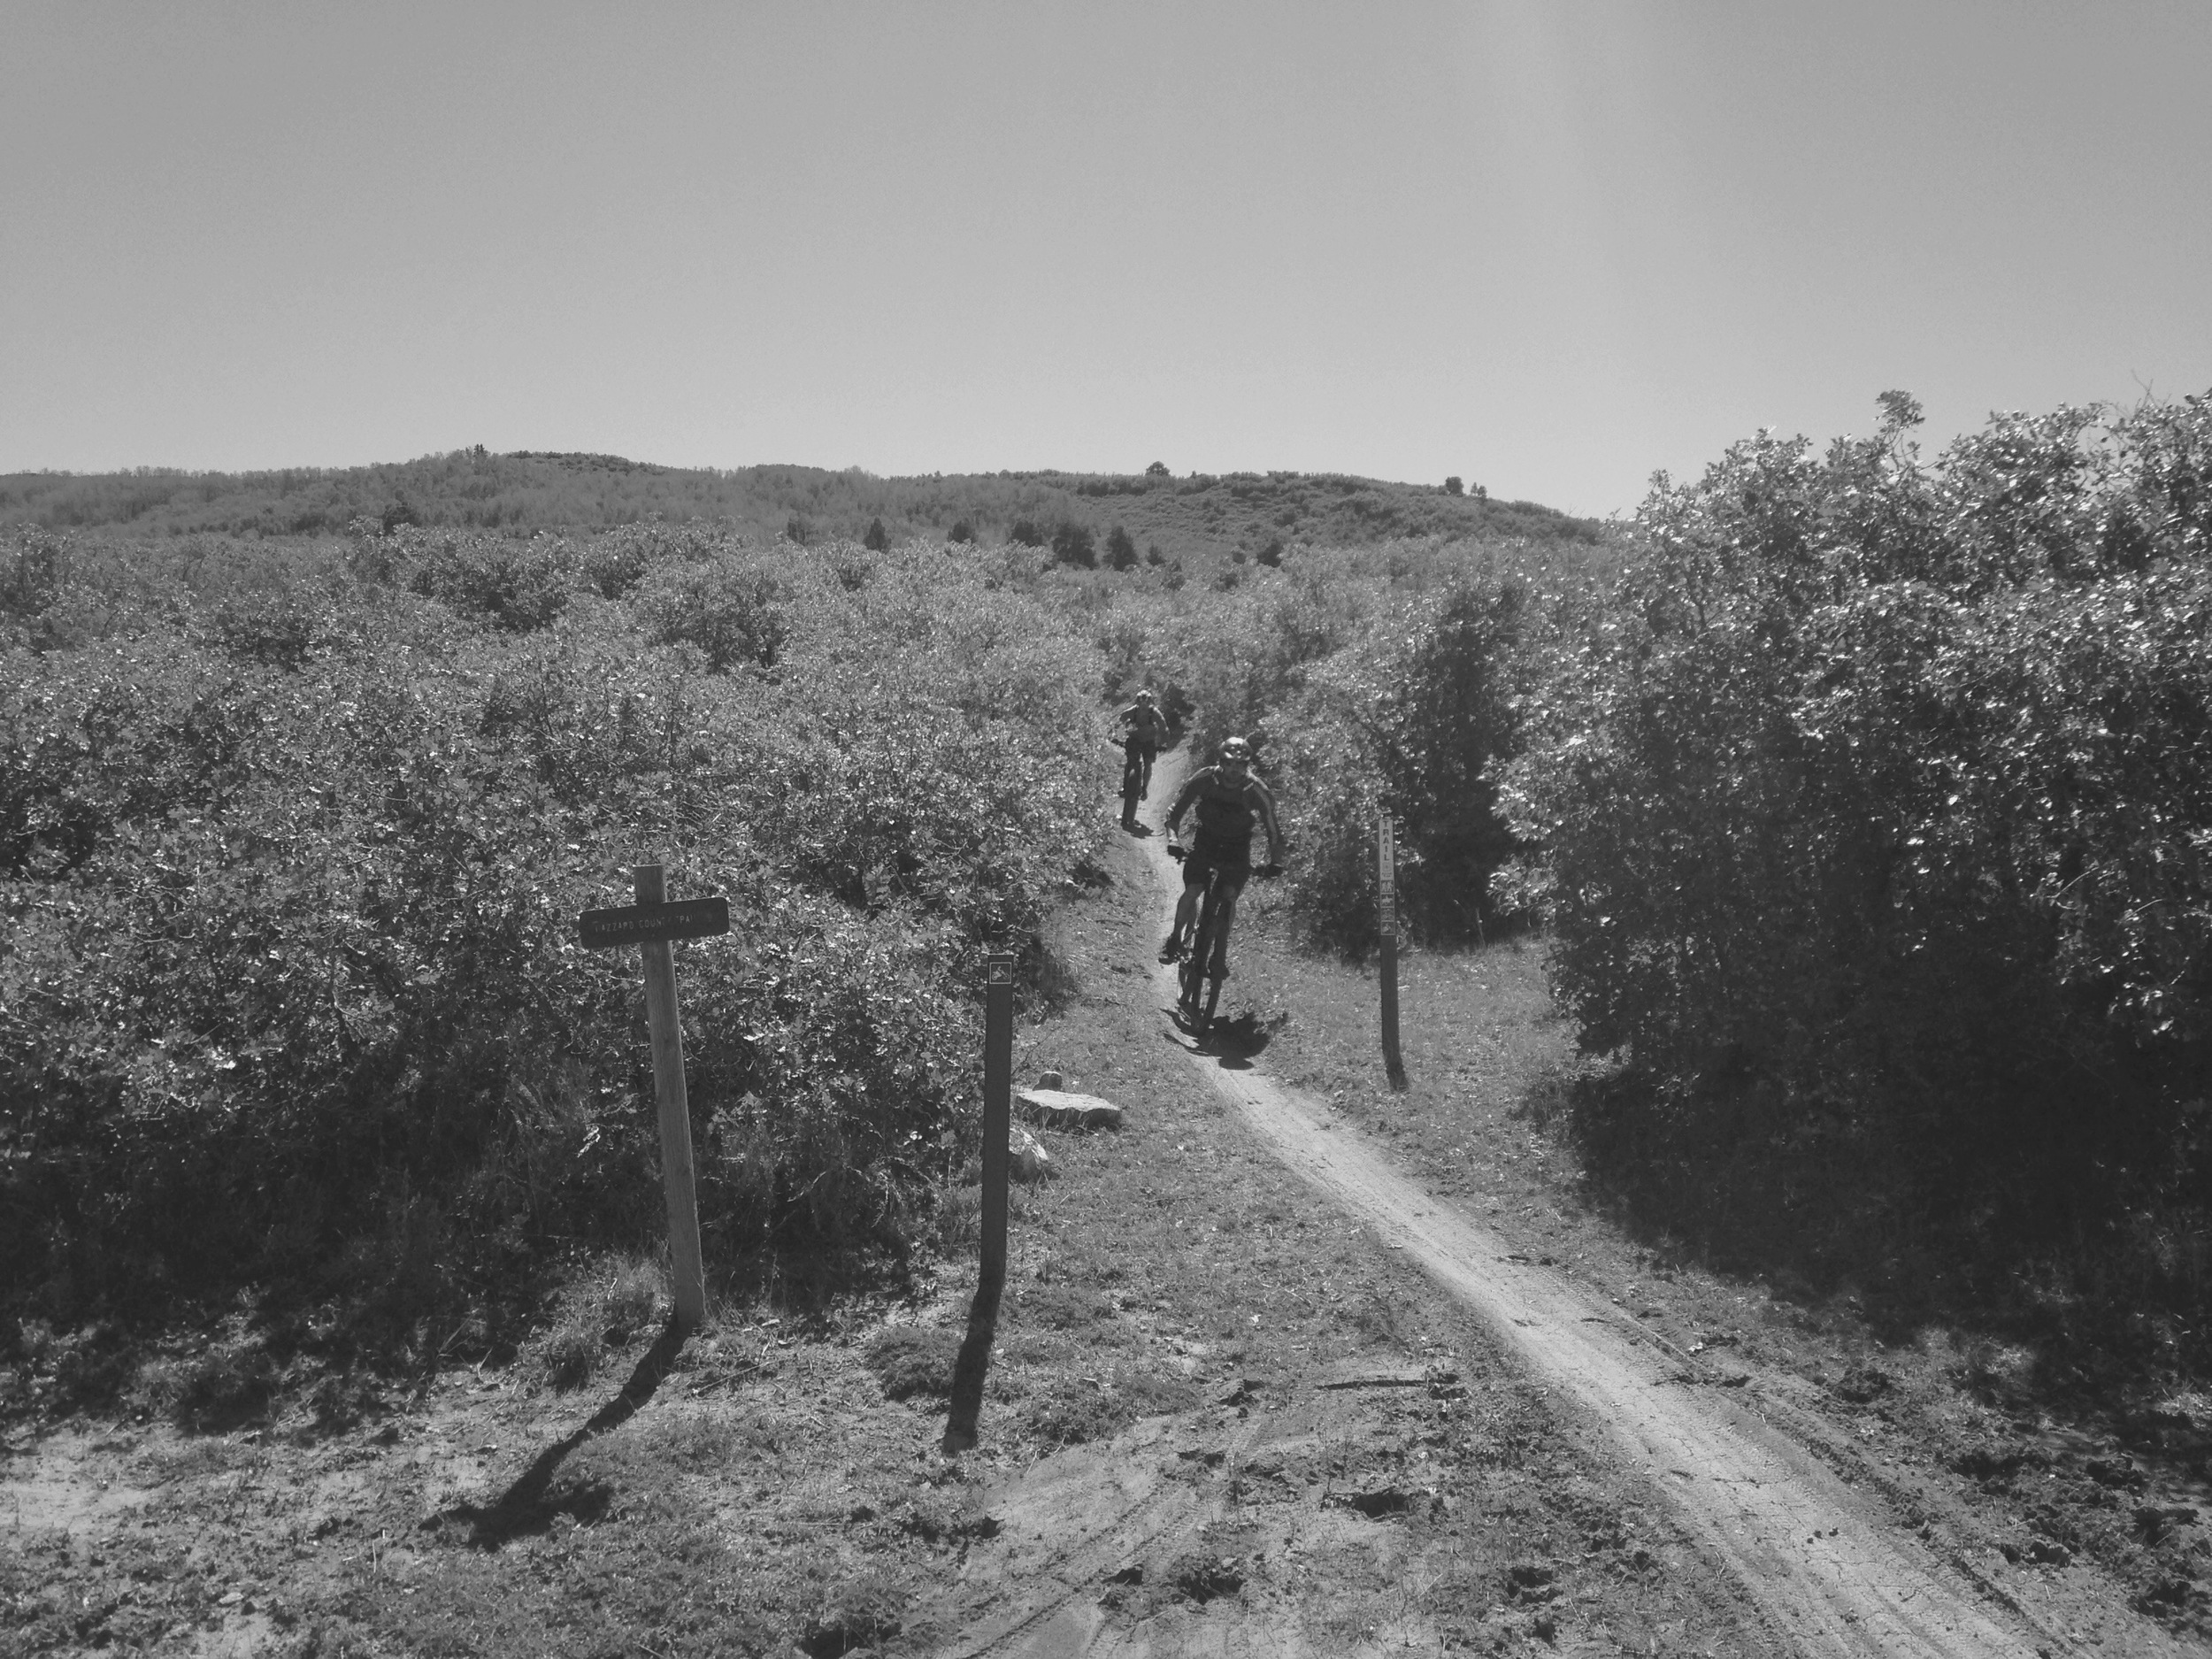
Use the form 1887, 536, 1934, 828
1125, 769, 2184, 1659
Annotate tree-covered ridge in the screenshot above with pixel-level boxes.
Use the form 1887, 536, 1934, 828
0, 451, 1601, 567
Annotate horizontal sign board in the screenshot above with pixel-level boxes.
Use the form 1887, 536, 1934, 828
577, 895, 731, 949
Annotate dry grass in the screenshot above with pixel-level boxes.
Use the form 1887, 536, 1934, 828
520, 1254, 669, 1392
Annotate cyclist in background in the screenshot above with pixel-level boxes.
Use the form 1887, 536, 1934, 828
1159, 735, 1285, 975
1114, 689, 1170, 800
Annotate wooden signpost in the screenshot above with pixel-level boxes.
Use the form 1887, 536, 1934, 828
576, 864, 728, 1334
1379, 815, 1407, 1090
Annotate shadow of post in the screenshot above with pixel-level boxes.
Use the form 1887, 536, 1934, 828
941, 1269, 1005, 1454
449, 1316, 690, 1547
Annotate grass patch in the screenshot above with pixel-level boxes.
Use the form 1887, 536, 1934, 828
863, 1325, 962, 1402
521, 1256, 667, 1393
1016, 1364, 1202, 1448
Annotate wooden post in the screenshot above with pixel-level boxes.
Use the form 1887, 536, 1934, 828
941, 952, 1018, 1454
979, 952, 1015, 1292
635, 864, 708, 1333
1379, 816, 1407, 1090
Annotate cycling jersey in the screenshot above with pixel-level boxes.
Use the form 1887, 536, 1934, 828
1118, 704, 1169, 748
1167, 764, 1275, 850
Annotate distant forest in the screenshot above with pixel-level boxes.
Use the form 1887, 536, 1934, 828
0, 450, 1603, 569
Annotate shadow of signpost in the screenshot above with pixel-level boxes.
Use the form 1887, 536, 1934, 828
941, 1272, 1004, 1454
449, 1317, 688, 1547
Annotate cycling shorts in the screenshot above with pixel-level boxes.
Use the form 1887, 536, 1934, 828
1181, 832, 1251, 898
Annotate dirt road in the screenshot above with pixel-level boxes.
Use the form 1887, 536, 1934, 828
1130, 779, 2184, 1659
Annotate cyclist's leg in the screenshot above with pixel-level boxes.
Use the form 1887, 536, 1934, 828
1162, 864, 1205, 960
1138, 742, 1155, 797
1206, 867, 1250, 978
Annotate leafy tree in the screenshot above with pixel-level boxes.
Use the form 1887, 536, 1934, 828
948, 519, 975, 544
1268, 573, 1531, 948
1146, 461, 1170, 479
1050, 520, 1096, 569
1443, 476, 1463, 496
863, 516, 890, 552
1105, 524, 1138, 570
1009, 518, 1046, 549
1257, 538, 1285, 567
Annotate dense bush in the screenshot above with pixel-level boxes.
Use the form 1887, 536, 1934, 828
1504, 392, 2212, 1245
1, 535, 1105, 1353
1270, 572, 1536, 950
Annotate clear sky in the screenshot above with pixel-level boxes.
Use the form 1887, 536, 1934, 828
5, 2, 2208, 518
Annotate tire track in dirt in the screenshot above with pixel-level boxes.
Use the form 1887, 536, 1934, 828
1133, 761, 2182, 1659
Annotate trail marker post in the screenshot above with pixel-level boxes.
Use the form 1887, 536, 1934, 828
979, 952, 1015, 1293
576, 865, 728, 1333
1379, 815, 1407, 1090
941, 950, 1019, 1454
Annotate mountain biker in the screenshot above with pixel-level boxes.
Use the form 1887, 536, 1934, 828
1114, 690, 1169, 800
1158, 735, 1286, 977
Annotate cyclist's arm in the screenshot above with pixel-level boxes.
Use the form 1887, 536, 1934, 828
1249, 777, 1286, 864
1163, 771, 1206, 837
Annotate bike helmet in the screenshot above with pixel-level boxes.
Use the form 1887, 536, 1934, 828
1136, 689, 1155, 704
1219, 736, 1250, 764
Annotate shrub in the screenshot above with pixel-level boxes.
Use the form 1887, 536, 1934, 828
1504, 390, 2212, 1240
632, 545, 801, 671
0, 533, 1107, 1351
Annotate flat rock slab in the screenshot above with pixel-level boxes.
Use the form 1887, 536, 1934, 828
1310, 1359, 1445, 1391
1018, 1088, 1125, 1133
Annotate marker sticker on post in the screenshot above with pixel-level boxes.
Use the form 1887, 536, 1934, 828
987, 956, 1015, 985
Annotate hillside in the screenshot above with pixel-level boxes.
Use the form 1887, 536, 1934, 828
0, 451, 1602, 566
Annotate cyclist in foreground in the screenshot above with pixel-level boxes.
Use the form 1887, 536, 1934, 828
1158, 735, 1286, 980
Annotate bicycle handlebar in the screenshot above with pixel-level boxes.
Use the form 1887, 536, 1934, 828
1164, 843, 1283, 879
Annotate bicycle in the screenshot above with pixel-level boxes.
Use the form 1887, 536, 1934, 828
1117, 739, 1155, 828
1166, 844, 1279, 1039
